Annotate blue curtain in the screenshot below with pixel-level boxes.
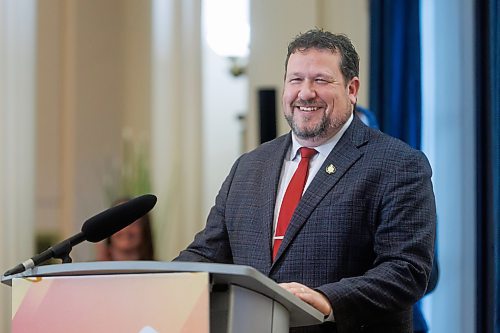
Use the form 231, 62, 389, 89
492, 2, 500, 331
369, 0, 421, 149
477, 0, 500, 332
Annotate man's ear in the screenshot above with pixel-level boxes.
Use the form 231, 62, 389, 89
348, 77, 360, 105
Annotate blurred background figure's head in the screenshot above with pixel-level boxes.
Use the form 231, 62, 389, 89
96, 198, 154, 261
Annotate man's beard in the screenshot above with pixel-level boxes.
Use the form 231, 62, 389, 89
285, 106, 352, 142
285, 111, 330, 140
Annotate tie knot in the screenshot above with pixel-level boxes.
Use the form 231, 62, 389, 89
299, 147, 317, 159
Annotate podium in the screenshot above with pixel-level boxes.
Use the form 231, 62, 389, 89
2, 261, 324, 332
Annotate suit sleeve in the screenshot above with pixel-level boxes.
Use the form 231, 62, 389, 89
316, 149, 436, 328
173, 156, 242, 263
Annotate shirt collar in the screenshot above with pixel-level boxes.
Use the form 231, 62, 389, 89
289, 112, 354, 161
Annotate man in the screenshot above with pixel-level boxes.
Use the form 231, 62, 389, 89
175, 29, 436, 333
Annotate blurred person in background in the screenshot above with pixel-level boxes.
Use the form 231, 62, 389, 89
96, 197, 155, 261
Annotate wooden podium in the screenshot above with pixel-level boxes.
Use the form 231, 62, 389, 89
2, 261, 323, 332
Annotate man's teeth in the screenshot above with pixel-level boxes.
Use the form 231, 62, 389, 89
299, 106, 319, 111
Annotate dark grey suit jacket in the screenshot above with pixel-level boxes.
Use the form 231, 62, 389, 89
175, 116, 436, 333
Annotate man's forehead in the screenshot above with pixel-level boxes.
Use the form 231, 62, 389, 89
288, 48, 340, 61
286, 49, 341, 70
291, 47, 338, 55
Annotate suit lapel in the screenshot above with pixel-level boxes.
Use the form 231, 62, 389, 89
259, 135, 292, 273
272, 117, 370, 265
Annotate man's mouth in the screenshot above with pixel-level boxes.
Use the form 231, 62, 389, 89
295, 106, 322, 111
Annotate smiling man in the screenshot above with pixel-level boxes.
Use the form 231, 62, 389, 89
175, 29, 436, 333
283, 45, 358, 146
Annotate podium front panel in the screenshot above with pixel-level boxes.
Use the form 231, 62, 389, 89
11, 272, 209, 333
2, 262, 324, 329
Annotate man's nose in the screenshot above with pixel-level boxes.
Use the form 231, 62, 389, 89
298, 81, 316, 100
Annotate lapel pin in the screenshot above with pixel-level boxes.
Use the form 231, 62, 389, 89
326, 164, 336, 174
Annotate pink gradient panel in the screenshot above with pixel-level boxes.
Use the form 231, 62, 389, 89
12, 272, 209, 333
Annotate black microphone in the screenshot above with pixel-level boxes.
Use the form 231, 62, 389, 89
3, 194, 157, 276
81, 194, 157, 242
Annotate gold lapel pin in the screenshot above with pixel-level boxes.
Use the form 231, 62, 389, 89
326, 164, 336, 174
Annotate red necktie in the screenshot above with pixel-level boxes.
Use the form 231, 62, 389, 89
273, 147, 318, 260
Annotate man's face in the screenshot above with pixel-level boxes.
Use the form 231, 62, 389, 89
282, 48, 359, 146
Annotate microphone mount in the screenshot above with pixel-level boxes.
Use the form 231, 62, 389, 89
46, 232, 86, 263
3, 232, 86, 277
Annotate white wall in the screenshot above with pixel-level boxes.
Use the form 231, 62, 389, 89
150, 0, 204, 259
0, 1, 37, 331
200, 0, 249, 218
201, 45, 248, 217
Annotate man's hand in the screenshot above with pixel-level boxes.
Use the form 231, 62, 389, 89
279, 282, 332, 316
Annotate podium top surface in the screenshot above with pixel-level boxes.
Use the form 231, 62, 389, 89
2, 261, 324, 327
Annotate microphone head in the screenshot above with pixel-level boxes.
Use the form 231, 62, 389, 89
81, 194, 157, 243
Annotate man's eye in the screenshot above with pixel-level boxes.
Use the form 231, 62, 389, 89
289, 78, 302, 83
315, 78, 328, 83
